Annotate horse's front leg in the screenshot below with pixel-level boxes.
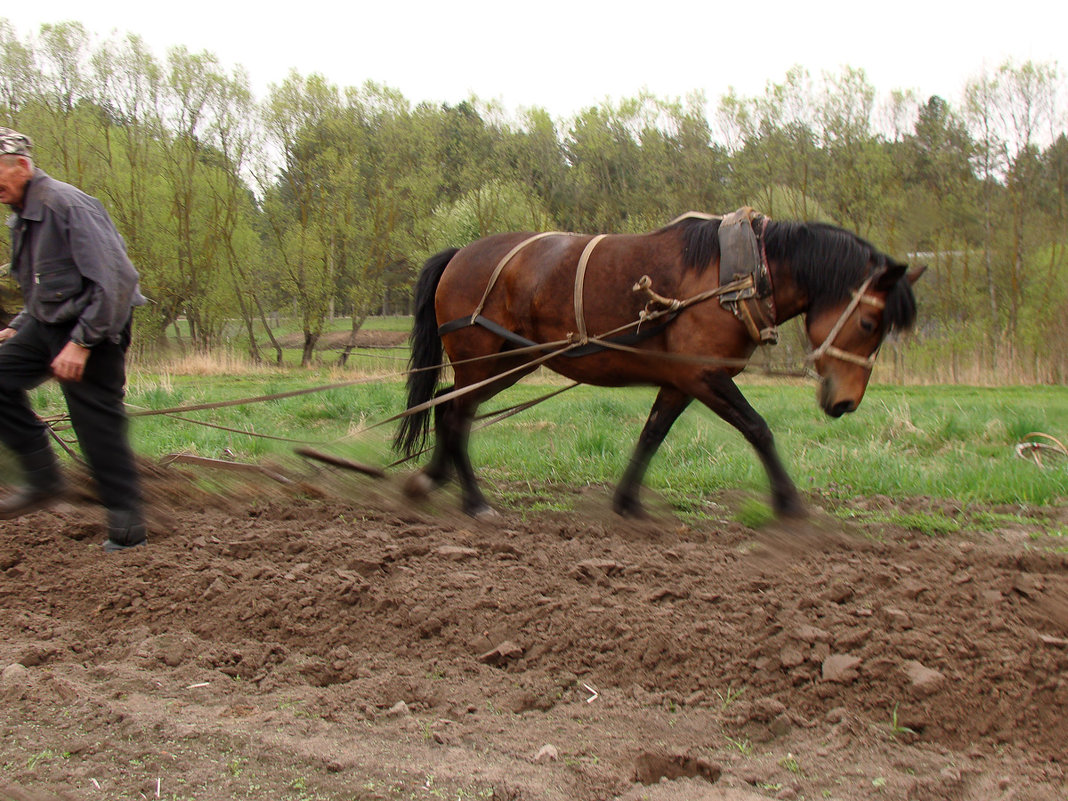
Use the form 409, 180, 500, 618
697, 371, 804, 518
613, 386, 692, 517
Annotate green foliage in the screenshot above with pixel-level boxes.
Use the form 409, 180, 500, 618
424, 179, 553, 250
779, 753, 803, 775
734, 499, 775, 528
0, 18, 1066, 380
887, 703, 918, 737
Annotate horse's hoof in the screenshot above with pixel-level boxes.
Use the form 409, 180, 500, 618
467, 504, 500, 522
612, 496, 647, 519
403, 471, 435, 500
776, 500, 807, 520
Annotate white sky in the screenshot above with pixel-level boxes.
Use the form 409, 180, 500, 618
3, 0, 1064, 120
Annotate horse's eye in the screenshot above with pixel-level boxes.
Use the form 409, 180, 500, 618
859, 317, 877, 334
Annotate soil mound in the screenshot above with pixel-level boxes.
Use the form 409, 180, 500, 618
1, 464, 1065, 800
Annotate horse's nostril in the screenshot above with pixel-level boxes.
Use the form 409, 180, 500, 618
830, 400, 857, 417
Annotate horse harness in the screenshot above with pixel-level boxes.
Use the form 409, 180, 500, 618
662, 209, 891, 372
806, 273, 886, 370
437, 208, 781, 358
672, 208, 778, 344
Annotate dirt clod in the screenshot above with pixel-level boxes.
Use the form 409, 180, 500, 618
0, 467, 1065, 800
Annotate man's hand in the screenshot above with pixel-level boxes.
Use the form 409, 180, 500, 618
52, 341, 90, 382
0, 327, 16, 343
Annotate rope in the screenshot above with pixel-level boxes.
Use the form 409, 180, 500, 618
154, 414, 316, 444
359, 339, 580, 435
381, 382, 580, 470
43, 259, 781, 430
38, 335, 575, 429
38, 269, 798, 449
1014, 432, 1068, 468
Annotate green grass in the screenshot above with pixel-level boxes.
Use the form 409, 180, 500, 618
830, 508, 963, 537
17, 348, 1068, 520
734, 498, 775, 527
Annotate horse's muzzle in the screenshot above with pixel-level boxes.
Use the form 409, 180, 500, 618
818, 379, 859, 418
826, 399, 858, 418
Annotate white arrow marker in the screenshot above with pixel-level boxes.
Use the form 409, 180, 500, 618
582, 683, 599, 703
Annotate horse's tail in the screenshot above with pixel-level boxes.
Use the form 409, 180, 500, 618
394, 247, 461, 457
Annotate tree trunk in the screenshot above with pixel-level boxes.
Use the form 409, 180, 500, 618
301, 332, 319, 367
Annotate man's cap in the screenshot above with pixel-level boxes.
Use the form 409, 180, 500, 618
0, 127, 32, 158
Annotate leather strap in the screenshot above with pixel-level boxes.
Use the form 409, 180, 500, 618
470, 231, 566, 323
573, 234, 606, 344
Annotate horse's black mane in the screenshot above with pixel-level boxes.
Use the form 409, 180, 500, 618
670, 216, 917, 332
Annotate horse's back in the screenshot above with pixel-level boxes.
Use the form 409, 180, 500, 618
436, 229, 687, 335
434, 231, 577, 334
432, 226, 753, 387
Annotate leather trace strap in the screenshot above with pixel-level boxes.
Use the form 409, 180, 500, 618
458, 230, 613, 348
438, 230, 691, 361
441, 210, 784, 364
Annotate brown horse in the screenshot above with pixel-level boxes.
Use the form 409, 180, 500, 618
395, 214, 922, 519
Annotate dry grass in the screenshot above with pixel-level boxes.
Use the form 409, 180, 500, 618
135, 349, 264, 377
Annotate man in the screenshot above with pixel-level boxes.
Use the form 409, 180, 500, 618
0, 126, 148, 551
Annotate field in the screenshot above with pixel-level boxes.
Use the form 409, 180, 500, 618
1, 355, 1067, 801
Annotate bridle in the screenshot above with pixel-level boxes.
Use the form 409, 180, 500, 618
806, 273, 886, 370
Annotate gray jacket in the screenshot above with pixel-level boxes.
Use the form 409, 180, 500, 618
6, 169, 147, 346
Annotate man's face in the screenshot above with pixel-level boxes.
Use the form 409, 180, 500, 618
0, 156, 33, 209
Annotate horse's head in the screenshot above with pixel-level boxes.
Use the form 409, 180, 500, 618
806, 261, 924, 417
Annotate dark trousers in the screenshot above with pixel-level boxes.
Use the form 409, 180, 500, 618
0, 316, 141, 512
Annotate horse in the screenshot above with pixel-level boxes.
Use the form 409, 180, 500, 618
394, 212, 922, 520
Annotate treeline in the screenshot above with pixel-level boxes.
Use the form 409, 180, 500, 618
1, 20, 1066, 381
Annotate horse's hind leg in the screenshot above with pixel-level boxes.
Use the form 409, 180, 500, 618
403, 390, 458, 498
613, 386, 692, 517
438, 393, 495, 519
409, 357, 537, 519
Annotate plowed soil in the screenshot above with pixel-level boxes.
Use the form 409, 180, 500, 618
1, 460, 1066, 801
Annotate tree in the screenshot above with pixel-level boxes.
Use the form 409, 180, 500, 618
5, 14, 1068, 382
505, 107, 569, 228
259, 72, 346, 366
812, 67, 896, 237
563, 100, 644, 231
964, 60, 1061, 371
897, 95, 982, 381
0, 18, 36, 117
718, 67, 820, 219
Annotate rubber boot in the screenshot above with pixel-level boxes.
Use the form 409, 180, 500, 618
103, 508, 147, 552
0, 445, 67, 520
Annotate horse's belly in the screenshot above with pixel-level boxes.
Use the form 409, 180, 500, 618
545, 352, 671, 387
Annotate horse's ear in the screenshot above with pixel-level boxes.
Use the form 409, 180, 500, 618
906, 264, 927, 285
873, 261, 907, 291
